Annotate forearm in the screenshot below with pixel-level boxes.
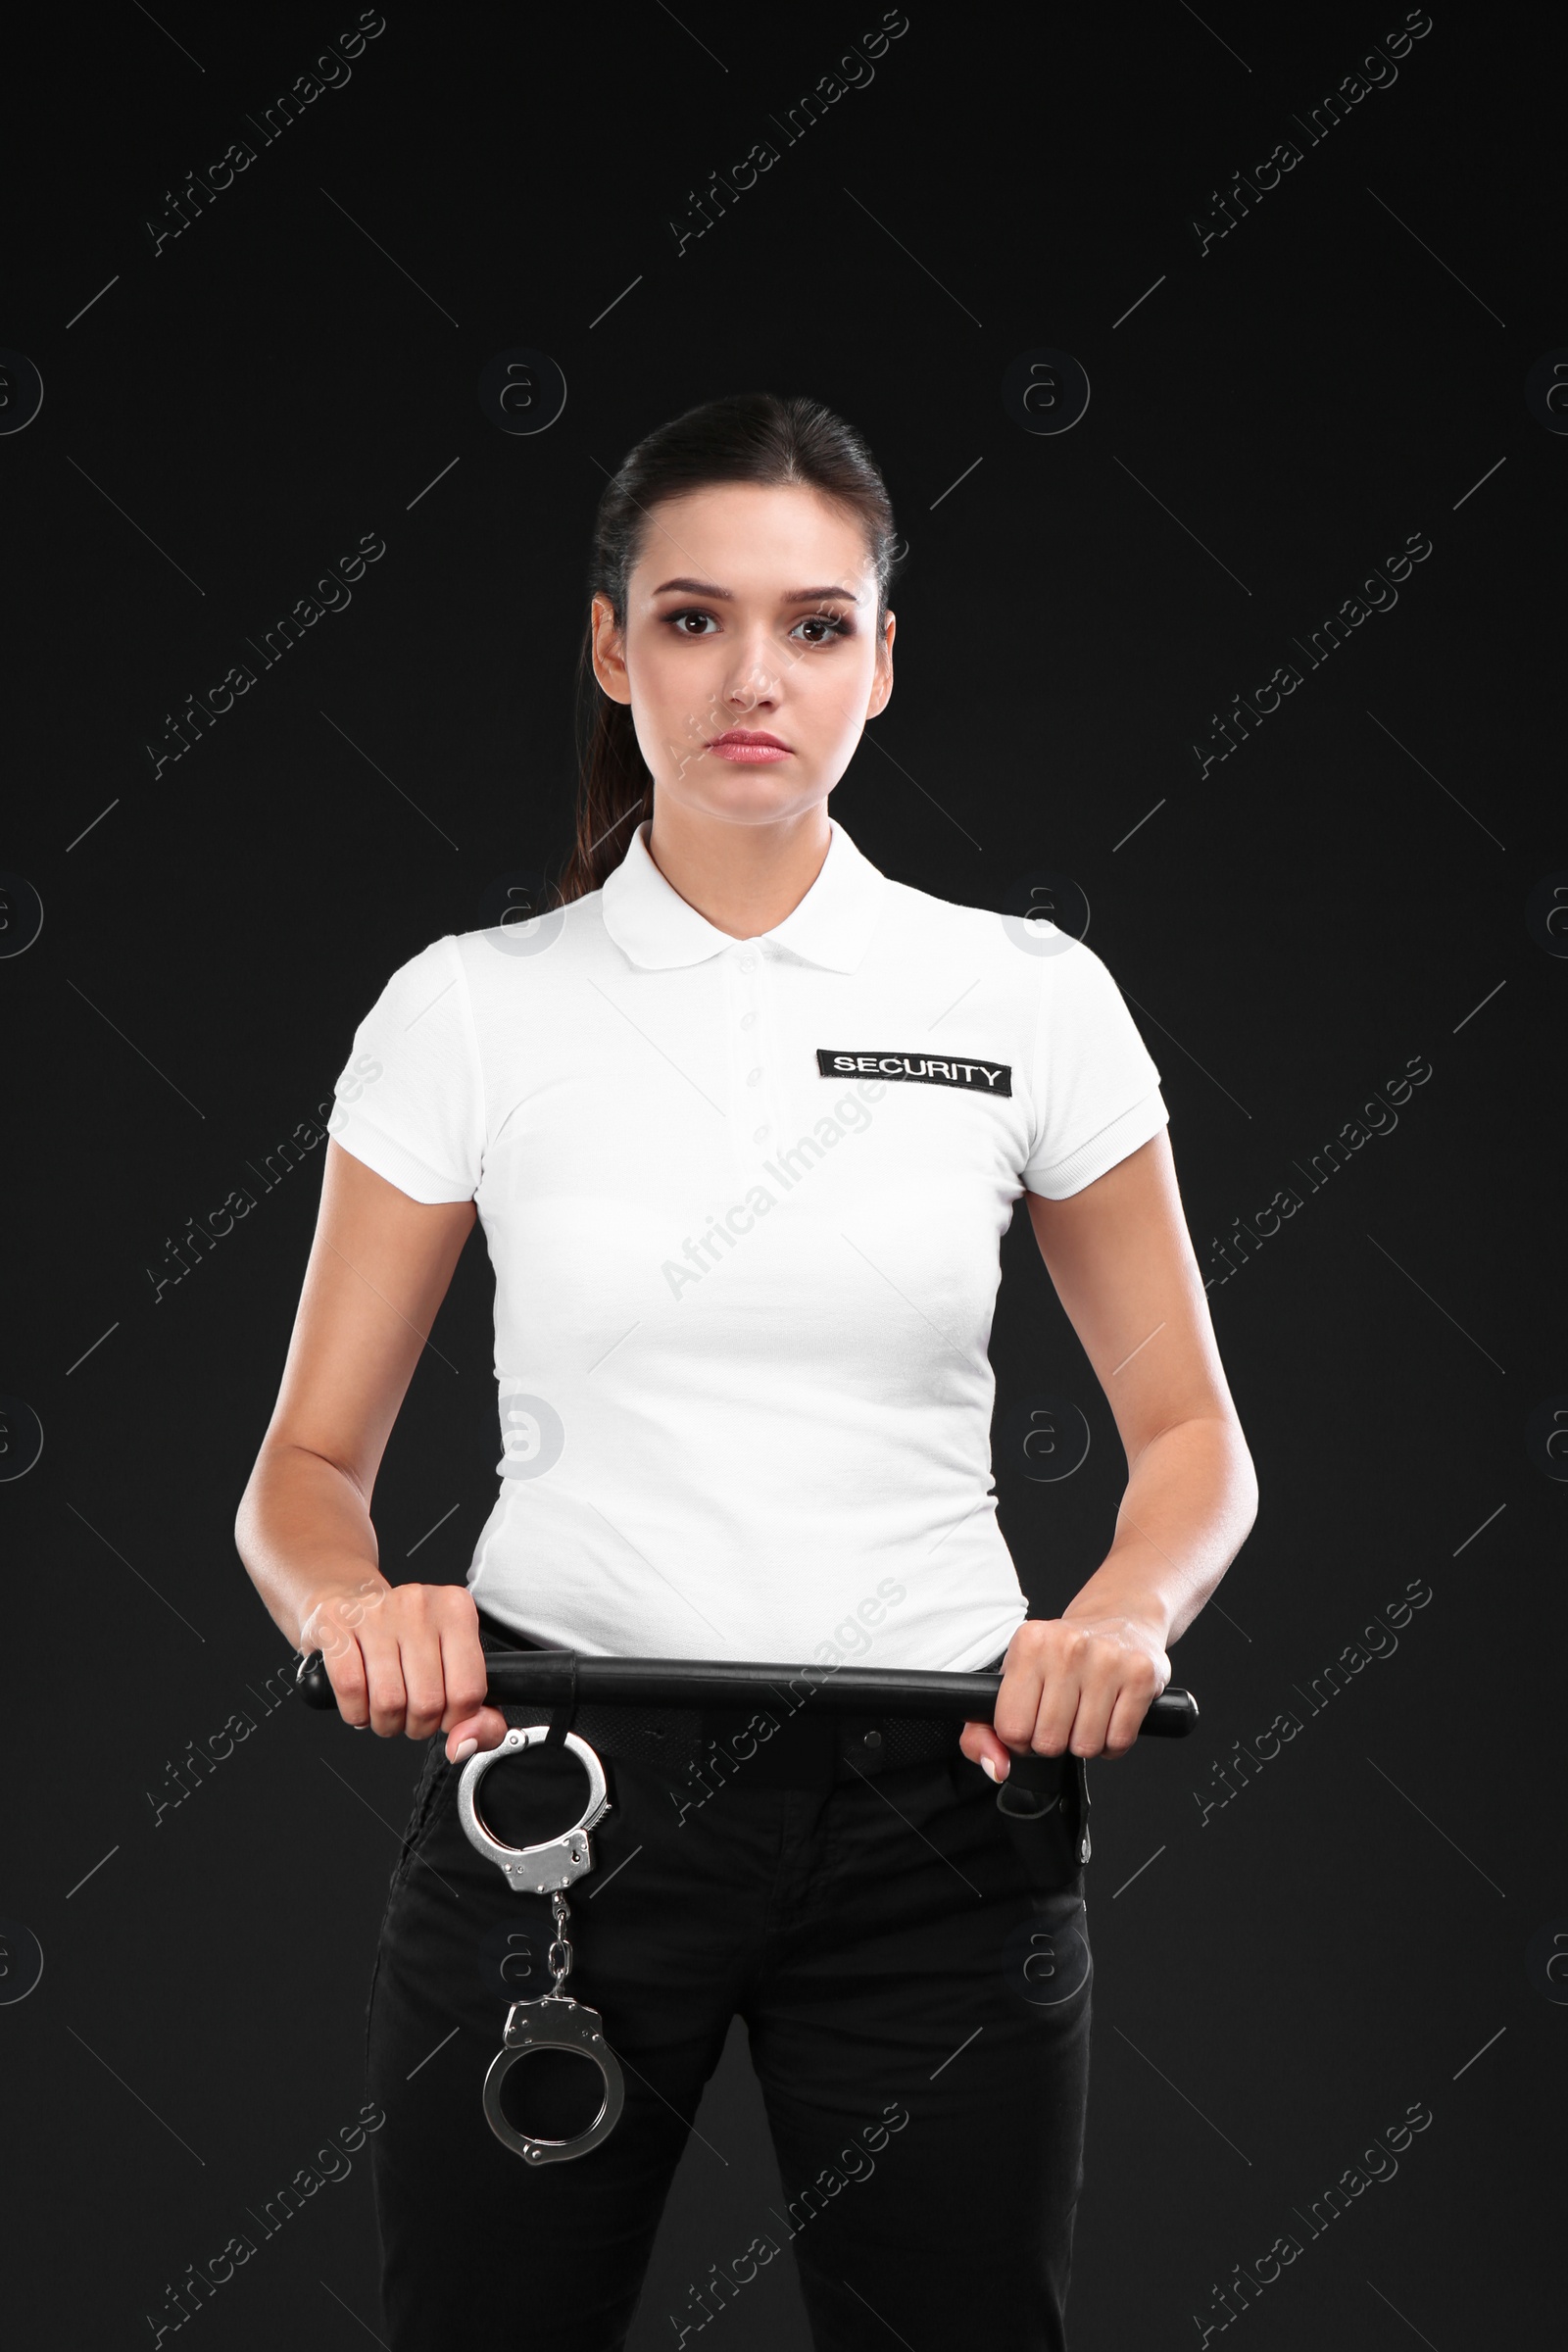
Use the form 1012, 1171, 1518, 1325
1061, 1413, 1257, 1649
234, 1440, 390, 1652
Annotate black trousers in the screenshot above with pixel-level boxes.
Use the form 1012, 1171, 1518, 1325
365, 1654, 1093, 2350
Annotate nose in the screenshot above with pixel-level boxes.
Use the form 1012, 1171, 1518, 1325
719, 630, 781, 713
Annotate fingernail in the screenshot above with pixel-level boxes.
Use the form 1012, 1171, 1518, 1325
980, 1756, 999, 1782
453, 1738, 478, 1763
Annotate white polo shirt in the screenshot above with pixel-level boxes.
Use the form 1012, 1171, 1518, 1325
327, 816, 1168, 1673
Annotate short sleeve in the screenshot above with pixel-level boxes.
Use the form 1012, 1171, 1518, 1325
1018, 937, 1168, 1199
326, 935, 485, 1202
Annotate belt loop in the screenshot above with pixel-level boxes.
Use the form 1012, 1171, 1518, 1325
544, 1651, 577, 1747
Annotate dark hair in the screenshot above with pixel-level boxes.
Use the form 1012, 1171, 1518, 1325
551, 391, 901, 906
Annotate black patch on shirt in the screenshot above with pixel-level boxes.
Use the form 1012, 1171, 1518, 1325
816, 1050, 1012, 1097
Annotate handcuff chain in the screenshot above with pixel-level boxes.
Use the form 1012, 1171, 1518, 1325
547, 1887, 573, 1993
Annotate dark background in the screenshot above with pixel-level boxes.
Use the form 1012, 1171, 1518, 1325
3, 2, 1562, 2343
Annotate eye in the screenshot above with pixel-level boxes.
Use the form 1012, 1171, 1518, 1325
790, 612, 855, 645
664, 607, 720, 637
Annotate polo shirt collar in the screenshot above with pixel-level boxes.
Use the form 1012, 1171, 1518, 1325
601, 814, 886, 973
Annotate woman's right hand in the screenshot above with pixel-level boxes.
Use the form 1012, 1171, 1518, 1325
301, 1580, 511, 1764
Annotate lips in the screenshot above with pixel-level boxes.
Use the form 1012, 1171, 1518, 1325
705, 728, 793, 764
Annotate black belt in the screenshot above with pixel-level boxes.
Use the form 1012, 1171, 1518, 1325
475, 1608, 1002, 1790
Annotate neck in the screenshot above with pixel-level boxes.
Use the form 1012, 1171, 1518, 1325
644, 800, 833, 940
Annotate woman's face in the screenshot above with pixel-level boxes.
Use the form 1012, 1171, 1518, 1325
590, 481, 895, 828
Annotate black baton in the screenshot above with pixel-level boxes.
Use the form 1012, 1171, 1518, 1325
294, 1647, 1197, 1820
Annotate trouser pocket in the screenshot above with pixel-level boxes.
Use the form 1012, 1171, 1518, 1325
365, 1740, 455, 2090
394, 1740, 454, 1893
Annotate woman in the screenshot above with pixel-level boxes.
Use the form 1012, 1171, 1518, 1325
236, 392, 1257, 2350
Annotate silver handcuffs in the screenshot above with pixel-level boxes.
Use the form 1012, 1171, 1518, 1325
457, 1724, 626, 2165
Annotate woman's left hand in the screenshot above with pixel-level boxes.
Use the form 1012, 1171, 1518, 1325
958, 1613, 1172, 1780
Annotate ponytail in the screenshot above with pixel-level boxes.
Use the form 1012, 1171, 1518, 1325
554, 651, 650, 906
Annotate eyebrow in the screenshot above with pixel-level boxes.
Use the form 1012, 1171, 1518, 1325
649, 576, 865, 605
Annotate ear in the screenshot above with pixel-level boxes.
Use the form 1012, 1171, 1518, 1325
590, 593, 632, 707
865, 611, 896, 720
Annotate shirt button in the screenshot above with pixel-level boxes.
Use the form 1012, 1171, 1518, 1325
754, 1124, 770, 1143
746, 1067, 762, 1086
740, 1011, 757, 1030
739, 955, 757, 973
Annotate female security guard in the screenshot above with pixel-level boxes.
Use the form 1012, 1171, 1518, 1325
236, 392, 1257, 2350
